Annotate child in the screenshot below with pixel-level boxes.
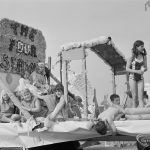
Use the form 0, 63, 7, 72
97, 94, 125, 133
0, 90, 21, 122
21, 88, 48, 121
126, 40, 147, 108
44, 84, 67, 128
16, 70, 31, 92
30, 62, 50, 95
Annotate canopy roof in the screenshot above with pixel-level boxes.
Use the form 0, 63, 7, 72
61, 36, 127, 75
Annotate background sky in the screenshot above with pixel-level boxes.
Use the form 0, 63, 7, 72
0, 0, 150, 104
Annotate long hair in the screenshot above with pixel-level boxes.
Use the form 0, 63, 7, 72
55, 83, 64, 94
132, 40, 147, 58
0, 90, 10, 104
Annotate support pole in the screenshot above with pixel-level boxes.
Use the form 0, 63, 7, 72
48, 57, 51, 85
126, 73, 130, 92
82, 48, 88, 118
60, 53, 63, 83
123, 72, 131, 108
112, 67, 116, 94
62, 58, 68, 118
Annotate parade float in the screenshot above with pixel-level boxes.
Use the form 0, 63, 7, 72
0, 18, 150, 150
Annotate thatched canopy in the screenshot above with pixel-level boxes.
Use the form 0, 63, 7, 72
61, 36, 126, 75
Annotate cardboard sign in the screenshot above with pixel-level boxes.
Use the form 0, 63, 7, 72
0, 18, 46, 74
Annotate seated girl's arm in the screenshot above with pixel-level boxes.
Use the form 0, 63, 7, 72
1, 114, 13, 123
48, 96, 65, 120
22, 98, 41, 113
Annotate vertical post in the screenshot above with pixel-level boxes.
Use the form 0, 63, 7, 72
60, 53, 63, 83
112, 67, 116, 94
62, 56, 68, 118
93, 88, 99, 118
122, 73, 130, 108
48, 57, 51, 85
82, 48, 88, 118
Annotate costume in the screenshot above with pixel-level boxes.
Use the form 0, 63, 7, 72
42, 94, 68, 119
129, 57, 144, 81
16, 78, 31, 92
30, 71, 49, 95
21, 97, 48, 118
0, 90, 14, 118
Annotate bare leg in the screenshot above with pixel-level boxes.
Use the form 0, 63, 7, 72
11, 114, 21, 121
138, 80, 144, 108
106, 119, 116, 134
1, 115, 12, 123
129, 79, 138, 108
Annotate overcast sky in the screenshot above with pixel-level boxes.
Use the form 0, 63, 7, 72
0, 0, 150, 103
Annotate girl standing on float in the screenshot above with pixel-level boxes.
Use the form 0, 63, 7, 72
126, 40, 147, 108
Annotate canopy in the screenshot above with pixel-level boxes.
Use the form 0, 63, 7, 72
61, 36, 126, 75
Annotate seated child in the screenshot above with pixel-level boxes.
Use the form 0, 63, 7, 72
30, 62, 50, 96
0, 90, 21, 123
21, 88, 48, 121
97, 94, 125, 133
16, 70, 31, 92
